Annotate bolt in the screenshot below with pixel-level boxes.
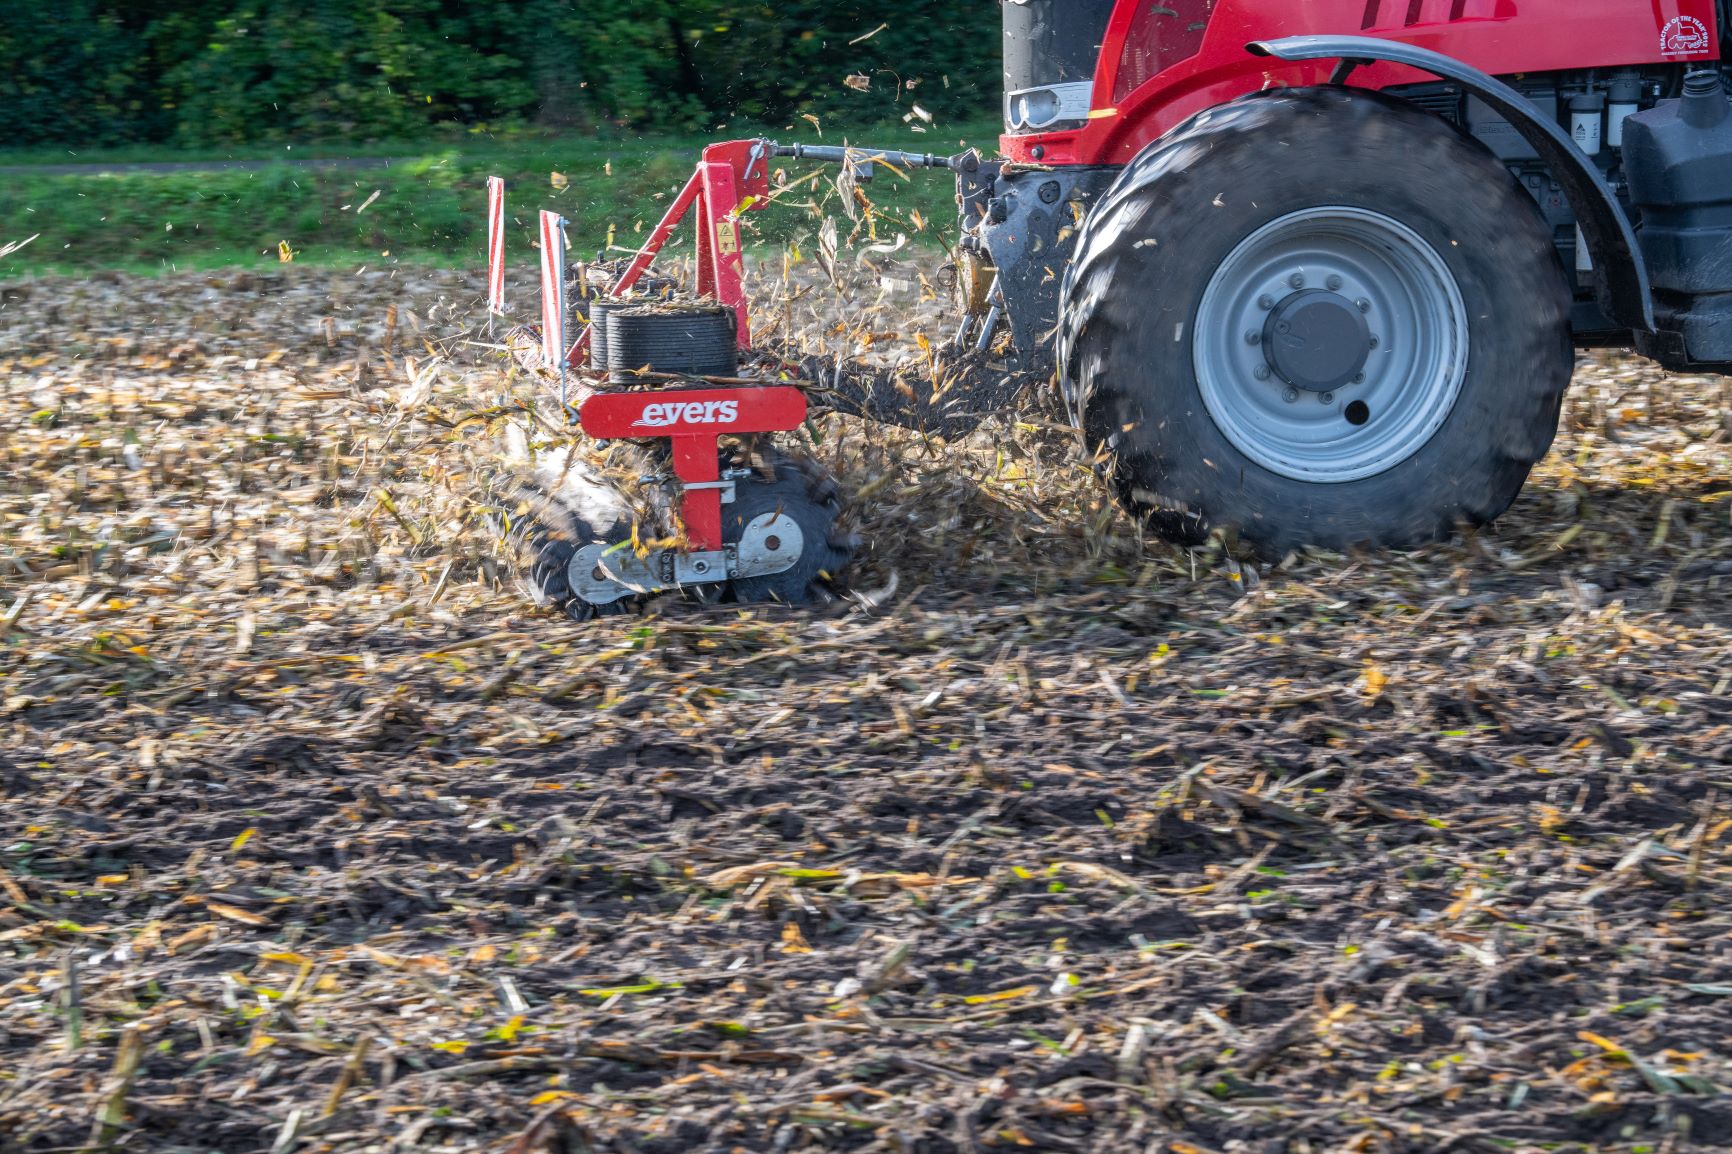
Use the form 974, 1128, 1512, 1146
1353, 372, 1366, 384
1326, 274, 1343, 291
1283, 387, 1300, 403
764, 535, 782, 552
1368, 336, 1380, 349
1253, 365, 1272, 381
1258, 295, 1276, 310
1276, 321, 1291, 335
1289, 273, 1306, 289
692, 559, 709, 574
1245, 331, 1261, 346
1356, 298, 1371, 312
1319, 391, 1335, 405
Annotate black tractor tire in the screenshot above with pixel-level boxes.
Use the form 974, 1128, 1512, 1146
1059, 86, 1574, 557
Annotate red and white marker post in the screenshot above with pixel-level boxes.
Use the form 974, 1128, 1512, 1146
485, 176, 506, 324
538, 210, 568, 405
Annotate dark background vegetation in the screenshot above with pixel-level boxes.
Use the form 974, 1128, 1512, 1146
0, 1, 1001, 147
0, 2, 1000, 272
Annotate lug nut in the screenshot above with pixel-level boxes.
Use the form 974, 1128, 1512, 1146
1326, 274, 1343, 291
1356, 298, 1371, 312
1353, 372, 1366, 384
1245, 331, 1261, 345
1289, 273, 1306, 289
1258, 295, 1276, 310
1368, 336, 1380, 349
1283, 387, 1300, 403
1253, 365, 1271, 381
1319, 391, 1335, 404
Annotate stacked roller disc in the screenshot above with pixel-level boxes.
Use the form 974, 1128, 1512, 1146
513, 293, 856, 621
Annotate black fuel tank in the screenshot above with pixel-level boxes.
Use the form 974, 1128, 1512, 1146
1623, 72, 1732, 296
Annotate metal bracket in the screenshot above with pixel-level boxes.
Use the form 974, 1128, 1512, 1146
567, 511, 804, 605
743, 139, 769, 184
845, 154, 877, 185
570, 544, 665, 604
673, 550, 728, 584
976, 277, 1005, 354
637, 470, 751, 504
681, 479, 738, 503
1329, 57, 1371, 85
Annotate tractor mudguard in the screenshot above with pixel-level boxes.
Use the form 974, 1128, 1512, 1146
1248, 34, 1656, 335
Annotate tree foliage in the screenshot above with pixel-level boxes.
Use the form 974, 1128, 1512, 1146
0, 1, 999, 146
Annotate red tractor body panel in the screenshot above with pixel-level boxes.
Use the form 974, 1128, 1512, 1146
1001, 0, 1722, 166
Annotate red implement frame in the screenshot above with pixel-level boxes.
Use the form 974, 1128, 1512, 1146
568, 140, 770, 366
580, 387, 808, 551
553, 140, 802, 569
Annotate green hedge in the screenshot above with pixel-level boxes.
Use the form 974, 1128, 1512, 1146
0, 121, 1005, 274
0, 3, 1000, 147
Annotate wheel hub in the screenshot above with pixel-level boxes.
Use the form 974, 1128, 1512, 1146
1193, 206, 1469, 484
1262, 289, 1371, 392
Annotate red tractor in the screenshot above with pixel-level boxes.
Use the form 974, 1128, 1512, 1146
516, 1, 1732, 612
975, 0, 1731, 556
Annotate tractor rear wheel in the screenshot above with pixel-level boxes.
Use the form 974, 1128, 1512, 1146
1059, 87, 1574, 556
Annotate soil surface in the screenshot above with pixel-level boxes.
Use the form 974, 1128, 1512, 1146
1, 266, 1731, 1154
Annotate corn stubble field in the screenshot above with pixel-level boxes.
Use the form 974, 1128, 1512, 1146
2, 259, 1732, 1154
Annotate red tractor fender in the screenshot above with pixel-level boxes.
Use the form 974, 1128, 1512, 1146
1249, 35, 1656, 335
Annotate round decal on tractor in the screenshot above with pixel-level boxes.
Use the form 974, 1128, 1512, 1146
1661, 15, 1710, 56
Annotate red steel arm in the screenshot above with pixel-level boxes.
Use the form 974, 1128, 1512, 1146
610, 167, 704, 300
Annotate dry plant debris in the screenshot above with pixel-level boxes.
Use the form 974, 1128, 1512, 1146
0, 262, 1731, 1154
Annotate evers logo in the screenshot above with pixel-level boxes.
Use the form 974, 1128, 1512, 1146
632, 399, 740, 429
